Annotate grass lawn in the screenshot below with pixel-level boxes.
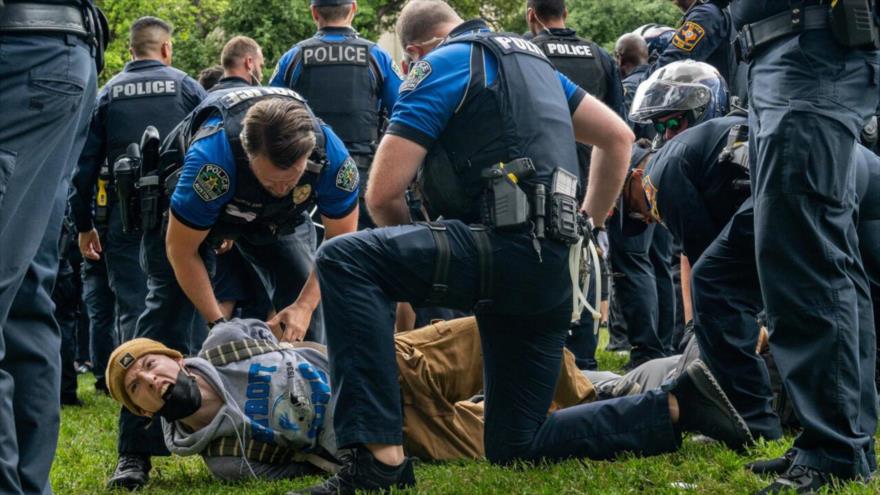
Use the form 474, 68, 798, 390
52, 331, 880, 494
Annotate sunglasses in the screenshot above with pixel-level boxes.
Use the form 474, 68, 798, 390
654, 117, 685, 134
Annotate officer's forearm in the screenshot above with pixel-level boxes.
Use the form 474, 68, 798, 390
293, 270, 321, 312
369, 196, 410, 227
168, 250, 225, 322
584, 142, 630, 225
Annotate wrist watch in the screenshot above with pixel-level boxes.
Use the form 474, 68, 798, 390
207, 317, 227, 330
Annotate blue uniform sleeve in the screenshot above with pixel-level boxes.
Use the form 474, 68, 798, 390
69, 89, 110, 232
647, 140, 717, 261
169, 118, 237, 230
315, 124, 359, 219
270, 47, 301, 88
557, 71, 587, 115
369, 45, 403, 113
656, 5, 729, 69
385, 43, 474, 149
181, 76, 208, 110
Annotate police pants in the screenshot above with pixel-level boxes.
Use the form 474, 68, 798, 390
609, 218, 665, 363
0, 33, 96, 494
316, 220, 678, 463
81, 230, 117, 384
650, 227, 676, 354
105, 203, 147, 343
54, 260, 81, 403
235, 215, 324, 344
691, 201, 782, 441
749, 29, 878, 478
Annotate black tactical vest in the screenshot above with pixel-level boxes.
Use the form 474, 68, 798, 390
169, 86, 327, 244
531, 29, 608, 102
434, 31, 581, 222
284, 30, 381, 157
105, 64, 190, 165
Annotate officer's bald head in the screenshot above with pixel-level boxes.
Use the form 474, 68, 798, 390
614, 33, 648, 77
129, 16, 173, 63
396, 0, 463, 49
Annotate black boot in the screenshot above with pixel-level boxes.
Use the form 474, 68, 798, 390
669, 359, 754, 450
755, 465, 834, 494
107, 454, 151, 490
288, 447, 415, 495
746, 448, 796, 476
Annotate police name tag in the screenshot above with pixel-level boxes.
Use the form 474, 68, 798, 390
303, 44, 369, 66
110, 80, 177, 99
545, 42, 594, 58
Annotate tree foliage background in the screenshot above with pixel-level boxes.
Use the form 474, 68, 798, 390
96, 0, 680, 85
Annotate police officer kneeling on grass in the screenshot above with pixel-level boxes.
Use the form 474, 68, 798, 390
290, 1, 754, 494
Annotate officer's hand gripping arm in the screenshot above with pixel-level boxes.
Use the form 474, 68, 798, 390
165, 212, 225, 323
571, 94, 634, 225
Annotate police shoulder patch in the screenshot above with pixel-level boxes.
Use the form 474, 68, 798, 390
672, 21, 706, 52
335, 157, 359, 193
400, 60, 432, 93
193, 163, 230, 202
391, 60, 404, 79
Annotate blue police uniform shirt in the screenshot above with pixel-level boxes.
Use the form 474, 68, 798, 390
622, 64, 654, 139
386, 20, 586, 148
170, 117, 358, 229
645, 114, 748, 261
71, 59, 207, 232
269, 28, 402, 114
656, 2, 730, 69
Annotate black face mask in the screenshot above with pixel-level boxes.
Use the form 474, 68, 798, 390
157, 368, 202, 421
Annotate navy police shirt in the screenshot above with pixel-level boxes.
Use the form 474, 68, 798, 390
656, 2, 732, 77
385, 21, 586, 149
170, 117, 358, 230
270, 28, 402, 115
71, 59, 206, 232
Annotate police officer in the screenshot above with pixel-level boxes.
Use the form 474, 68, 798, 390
112, 85, 358, 489
70, 18, 206, 416
270, 0, 402, 230
615, 33, 653, 139
656, 0, 735, 90
730, 1, 880, 491
0, 1, 104, 492
292, 2, 753, 493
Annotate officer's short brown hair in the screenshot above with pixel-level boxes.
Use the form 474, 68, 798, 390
315, 4, 354, 22
396, 0, 460, 48
240, 99, 316, 170
221, 36, 262, 71
129, 16, 173, 58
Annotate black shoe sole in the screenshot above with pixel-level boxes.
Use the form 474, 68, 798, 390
686, 360, 754, 450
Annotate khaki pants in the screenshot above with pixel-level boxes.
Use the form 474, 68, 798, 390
395, 317, 595, 460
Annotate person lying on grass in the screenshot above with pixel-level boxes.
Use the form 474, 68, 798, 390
105, 317, 597, 481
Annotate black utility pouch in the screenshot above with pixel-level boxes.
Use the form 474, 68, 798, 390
830, 0, 880, 48
547, 168, 580, 244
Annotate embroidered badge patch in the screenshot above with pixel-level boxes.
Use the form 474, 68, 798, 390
292, 184, 312, 205
391, 60, 404, 79
400, 60, 432, 93
642, 175, 662, 223
672, 21, 706, 52
193, 164, 230, 202
119, 353, 135, 369
335, 157, 359, 193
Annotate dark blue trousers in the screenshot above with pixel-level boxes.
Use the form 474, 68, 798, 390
316, 221, 678, 463
81, 229, 117, 384
104, 204, 147, 343
0, 34, 96, 494
609, 218, 666, 363
650, 227, 676, 354
691, 200, 782, 441
749, 30, 878, 478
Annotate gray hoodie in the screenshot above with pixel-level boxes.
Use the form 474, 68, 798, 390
162, 319, 337, 481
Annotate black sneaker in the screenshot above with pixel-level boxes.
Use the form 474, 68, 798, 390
746, 448, 796, 476
670, 359, 754, 451
755, 465, 833, 494
107, 454, 151, 490
288, 447, 415, 495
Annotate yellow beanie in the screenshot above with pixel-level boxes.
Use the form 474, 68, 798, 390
106, 338, 184, 415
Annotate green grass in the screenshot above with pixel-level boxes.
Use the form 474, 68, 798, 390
52, 331, 880, 494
